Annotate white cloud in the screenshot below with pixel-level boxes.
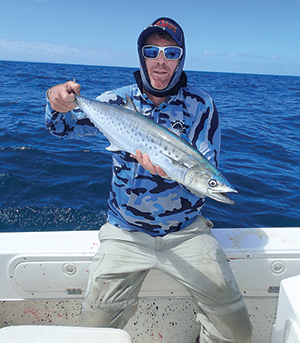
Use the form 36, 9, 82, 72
0, 38, 138, 67
203, 50, 274, 60
1, 38, 297, 76
203, 51, 215, 56
0, 38, 79, 56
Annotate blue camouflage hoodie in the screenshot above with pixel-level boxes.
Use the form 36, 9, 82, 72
45, 82, 220, 236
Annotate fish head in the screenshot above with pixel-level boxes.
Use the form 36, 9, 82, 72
184, 166, 238, 204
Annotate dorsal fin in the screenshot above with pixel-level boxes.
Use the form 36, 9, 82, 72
123, 94, 137, 111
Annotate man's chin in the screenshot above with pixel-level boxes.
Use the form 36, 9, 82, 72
149, 74, 171, 90
150, 80, 169, 90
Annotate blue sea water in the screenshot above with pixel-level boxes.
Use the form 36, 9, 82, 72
0, 60, 299, 232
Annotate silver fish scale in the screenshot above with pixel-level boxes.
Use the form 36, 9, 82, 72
76, 95, 189, 166
74, 94, 237, 204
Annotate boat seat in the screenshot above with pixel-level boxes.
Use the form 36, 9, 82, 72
271, 275, 300, 343
0, 325, 132, 343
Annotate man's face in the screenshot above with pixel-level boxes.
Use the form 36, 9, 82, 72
144, 35, 179, 90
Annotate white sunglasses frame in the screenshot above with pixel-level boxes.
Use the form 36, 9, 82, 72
142, 45, 183, 60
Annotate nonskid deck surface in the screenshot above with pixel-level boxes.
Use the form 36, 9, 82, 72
1, 227, 300, 342
0, 297, 276, 343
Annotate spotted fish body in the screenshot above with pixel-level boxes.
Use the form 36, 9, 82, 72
74, 94, 237, 204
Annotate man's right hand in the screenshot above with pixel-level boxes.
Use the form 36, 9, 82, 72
47, 81, 81, 113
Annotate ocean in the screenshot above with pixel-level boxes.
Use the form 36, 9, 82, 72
0, 60, 299, 232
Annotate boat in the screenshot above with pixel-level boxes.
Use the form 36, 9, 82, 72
1, 226, 300, 342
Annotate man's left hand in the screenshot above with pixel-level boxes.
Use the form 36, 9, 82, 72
132, 150, 167, 177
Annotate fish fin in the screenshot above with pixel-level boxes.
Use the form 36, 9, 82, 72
123, 94, 138, 111
106, 142, 121, 152
161, 152, 190, 169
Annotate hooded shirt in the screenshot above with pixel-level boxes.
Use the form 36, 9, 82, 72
45, 81, 220, 236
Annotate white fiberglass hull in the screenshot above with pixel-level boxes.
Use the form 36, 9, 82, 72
1, 227, 300, 343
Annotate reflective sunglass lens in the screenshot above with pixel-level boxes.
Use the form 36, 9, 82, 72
143, 46, 159, 59
142, 46, 182, 60
164, 47, 182, 59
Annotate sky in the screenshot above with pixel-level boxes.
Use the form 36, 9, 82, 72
1, 0, 300, 76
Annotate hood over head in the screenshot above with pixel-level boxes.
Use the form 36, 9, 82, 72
137, 17, 186, 97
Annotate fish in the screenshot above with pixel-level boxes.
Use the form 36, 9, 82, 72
74, 94, 237, 204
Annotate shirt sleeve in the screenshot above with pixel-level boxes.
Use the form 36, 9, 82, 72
187, 91, 221, 169
45, 97, 100, 139
45, 84, 135, 139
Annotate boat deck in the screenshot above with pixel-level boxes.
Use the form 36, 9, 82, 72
1, 227, 300, 342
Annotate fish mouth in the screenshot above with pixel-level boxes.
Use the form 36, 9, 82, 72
207, 188, 238, 205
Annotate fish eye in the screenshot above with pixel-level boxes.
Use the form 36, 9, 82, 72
208, 179, 218, 187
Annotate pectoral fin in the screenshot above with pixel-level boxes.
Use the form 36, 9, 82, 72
161, 152, 190, 169
106, 141, 121, 151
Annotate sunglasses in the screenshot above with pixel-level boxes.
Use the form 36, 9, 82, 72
142, 45, 183, 60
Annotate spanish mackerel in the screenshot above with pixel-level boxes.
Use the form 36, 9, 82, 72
74, 94, 237, 204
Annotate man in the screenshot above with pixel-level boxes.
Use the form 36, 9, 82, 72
46, 17, 252, 343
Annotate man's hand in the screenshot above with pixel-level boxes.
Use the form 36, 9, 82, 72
132, 149, 167, 177
47, 81, 81, 113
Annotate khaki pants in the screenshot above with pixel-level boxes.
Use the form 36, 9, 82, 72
80, 217, 252, 343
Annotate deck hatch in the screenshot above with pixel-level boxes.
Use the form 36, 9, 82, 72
12, 260, 90, 297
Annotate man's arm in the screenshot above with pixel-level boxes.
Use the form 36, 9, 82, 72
45, 81, 99, 139
188, 96, 221, 169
